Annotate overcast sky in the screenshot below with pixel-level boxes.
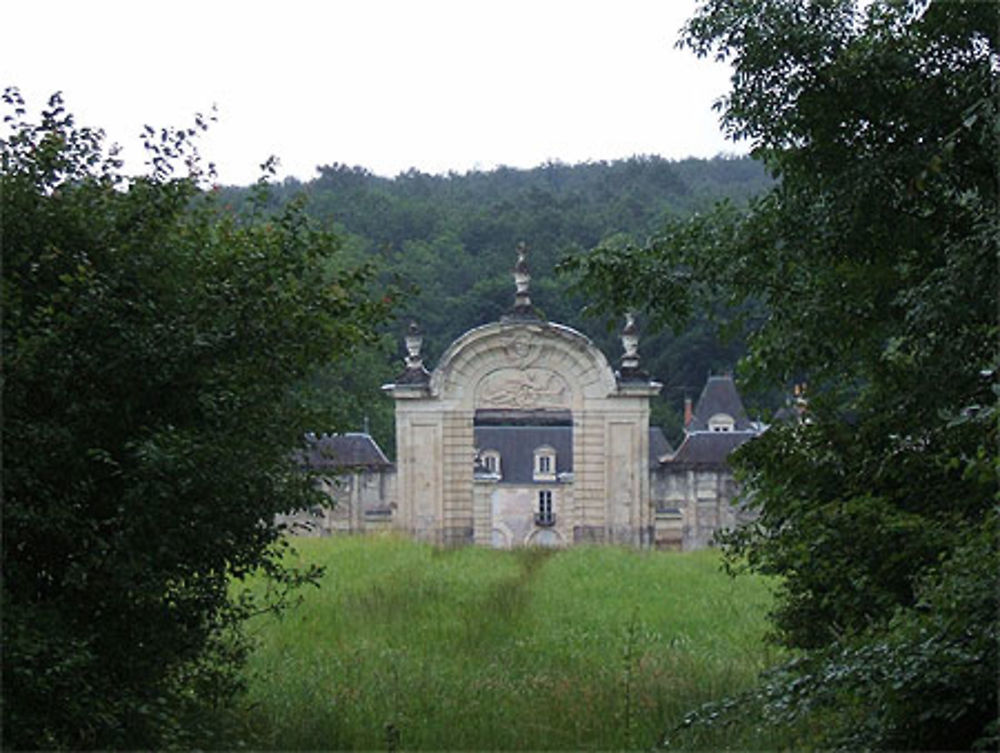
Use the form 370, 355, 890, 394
3, 0, 742, 186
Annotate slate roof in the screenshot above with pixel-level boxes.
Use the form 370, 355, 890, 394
474, 425, 572, 484
474, 420, 674, 483
649, 426, 674, 465
687, 374, 753, 432
301, 432, 392, 470
666, 431, 754, 468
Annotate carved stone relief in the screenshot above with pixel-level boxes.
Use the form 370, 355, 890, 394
502, 331, 541, 368
476, 368, 570, 410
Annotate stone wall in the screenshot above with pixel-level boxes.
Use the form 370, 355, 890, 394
279, 458, 750, 552
275, 469, 398, 537
650, 466, 743, 550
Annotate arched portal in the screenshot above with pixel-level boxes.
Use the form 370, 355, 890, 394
384, 248, 660, 546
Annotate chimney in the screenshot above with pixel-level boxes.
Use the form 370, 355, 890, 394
684, 396, 693, 428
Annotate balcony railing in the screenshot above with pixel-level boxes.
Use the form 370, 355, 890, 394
534, 512, 556, 527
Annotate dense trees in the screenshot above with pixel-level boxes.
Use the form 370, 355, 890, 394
1, 90, 391, 748
219, 154, 772, 449
571, 1, 997, 748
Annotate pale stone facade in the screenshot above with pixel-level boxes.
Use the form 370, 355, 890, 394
651, 375, 761, 549
276, 433, 397, 536
651, 460, 743, 550
299, 248, 759, 549
387, 316, 661, 546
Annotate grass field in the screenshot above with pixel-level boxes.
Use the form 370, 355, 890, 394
233, 535, 780, 750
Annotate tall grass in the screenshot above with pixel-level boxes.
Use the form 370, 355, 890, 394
233, 535, 780, 750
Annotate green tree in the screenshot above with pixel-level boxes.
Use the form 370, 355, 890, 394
219, 151, 772, 403
1, 90, 392, 749
567, 1, 997, 748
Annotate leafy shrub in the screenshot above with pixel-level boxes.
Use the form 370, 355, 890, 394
1, 89, 390, 749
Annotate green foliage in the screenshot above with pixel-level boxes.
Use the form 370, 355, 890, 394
297, 332, 398, 456
219, 155, 773, 444
569, 0, 997, 748
811, 514, 999, 751
1, 90, 392, 749
234, 537, 780, 750
669, 513, 999, 751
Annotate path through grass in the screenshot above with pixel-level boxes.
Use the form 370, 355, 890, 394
235, 536, 778, 750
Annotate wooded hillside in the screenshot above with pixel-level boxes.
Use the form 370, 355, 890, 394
221, 155, 772, 451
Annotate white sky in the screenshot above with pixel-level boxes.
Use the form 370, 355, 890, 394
2, 0, 742, 186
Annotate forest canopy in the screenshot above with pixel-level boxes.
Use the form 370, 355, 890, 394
219, 153, 773, 450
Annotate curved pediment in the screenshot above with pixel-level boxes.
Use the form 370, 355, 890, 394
430, 320, 618, 406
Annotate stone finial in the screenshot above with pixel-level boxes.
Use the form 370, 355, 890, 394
617, 312, 648, 382
502, 242, 541, 321
395, 320, 430, 385
405, 320, 423, 370
621, 312, 640, 370
513, 241, 532, 311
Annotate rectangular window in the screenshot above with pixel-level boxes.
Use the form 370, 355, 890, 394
538, 455, 551, 474
537, 490, 553, 525
481, 451, 501, 477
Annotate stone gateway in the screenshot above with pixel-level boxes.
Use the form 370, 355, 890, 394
285, 246, 759, 549
377, 246, 759, 549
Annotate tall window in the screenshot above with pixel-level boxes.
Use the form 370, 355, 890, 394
537, 490, 554, 526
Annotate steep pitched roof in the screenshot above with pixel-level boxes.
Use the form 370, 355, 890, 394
649, 426, 674, 465
666, 431, 753, 468
687, 374, 753, 432
301, 432, 392, 470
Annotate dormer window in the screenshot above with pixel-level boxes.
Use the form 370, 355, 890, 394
708, 413, 735, 432
533, 446, 556, 481
481, 450, 501, 478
